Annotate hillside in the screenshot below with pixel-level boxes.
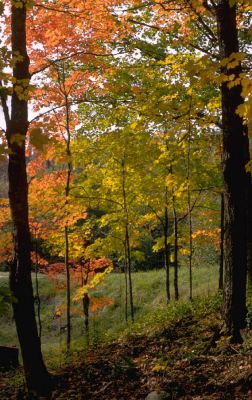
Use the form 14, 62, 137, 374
0, 294, 251, 399
0, 266, 219, 350
0, 269, 251, 399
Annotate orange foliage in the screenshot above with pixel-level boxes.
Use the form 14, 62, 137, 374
192, 228, 221, 249
30, 251, 49, 266
45, 258, 113, 293
90, 296, 114, 312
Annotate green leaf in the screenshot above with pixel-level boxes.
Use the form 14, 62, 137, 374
30, 128, 50, 151
229, 0, 237, 7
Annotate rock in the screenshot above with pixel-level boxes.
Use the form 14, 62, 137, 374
145, 390, 170, 400
0, 346, 19, 370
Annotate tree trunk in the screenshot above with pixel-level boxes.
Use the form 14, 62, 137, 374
187, 121, 193, 301
5, 2, 51, 395
126, 225, 134, 322
243, 130, 252, 285
216, 0, 247, 342
164, 188, 171, 303
82, 293, 90, 332
80, 262, 90, 339
62, 74, 72, 350
247, 180, 252, 286
124, 241, 129, 322
65, 225, 71, 349
219, 192, 224, 290
122, 159, 134, 322
172, 193, 179, 300
35, 233, 42, 339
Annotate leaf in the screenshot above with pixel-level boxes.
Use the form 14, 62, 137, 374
73, 265, 113, 302
30, 128, 51, 151
229, 0, 237, 7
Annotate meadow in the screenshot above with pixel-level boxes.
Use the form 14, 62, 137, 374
0, 265, 219, 364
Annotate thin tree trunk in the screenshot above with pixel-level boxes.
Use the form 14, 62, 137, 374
164, 187, 171, 303
187, 116, 193, 301
82, 293, 90, 332
3, 2, 51, 395
172, 193, 179, 300
122, 158, 134, 322
61, 67, 72, 350
188, 206, 193, 301
124, 241, 128, 322
126, 225, 134, 322
216, 0, 247, 342
80, 262, 90, 337
35, 232, 42, 339
219, 192, 224, 290
65, 225, 71, 349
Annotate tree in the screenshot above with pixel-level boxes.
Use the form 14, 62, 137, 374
73, 130, 151, 321
122, 0, 251, 341
216, 0, 248, 341
0, 1, 51, 395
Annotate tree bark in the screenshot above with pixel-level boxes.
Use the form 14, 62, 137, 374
124, 241, 129, 322
82, 293, 90, 332
187, 121, 193, 301
5, 1, 51, 395
64, 225, 71, 349
80, 262, 90, 339
35, 233, 42, 339
122, 159, 134, 322
247, 180, 252, 286
125, 225, 134, 322
243, 131, 252, 285
60, 64, 72, 350
172, 193, 179, 300
164, 187, 171, 303
216, 0, 247, 342
219, 192, 224, 290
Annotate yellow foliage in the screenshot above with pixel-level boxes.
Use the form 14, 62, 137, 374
73, 266, 113, 302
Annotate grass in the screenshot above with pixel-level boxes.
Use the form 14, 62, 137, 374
0, 264, 219, 365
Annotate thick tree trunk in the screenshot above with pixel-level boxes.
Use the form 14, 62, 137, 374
6, 2, 51, 395
219, 193, 224, 291
247, 180, 252, 286
243, 131, 252, 284
216, 1, 247, 342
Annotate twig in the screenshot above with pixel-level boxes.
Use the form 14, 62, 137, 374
94, 381, 113, 395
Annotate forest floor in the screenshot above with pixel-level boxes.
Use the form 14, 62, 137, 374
1, 296, 251, 399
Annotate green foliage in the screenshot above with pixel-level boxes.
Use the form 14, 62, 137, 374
29, 128, 52, 152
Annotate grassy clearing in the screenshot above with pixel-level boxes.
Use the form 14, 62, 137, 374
0, 264, 219, 364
